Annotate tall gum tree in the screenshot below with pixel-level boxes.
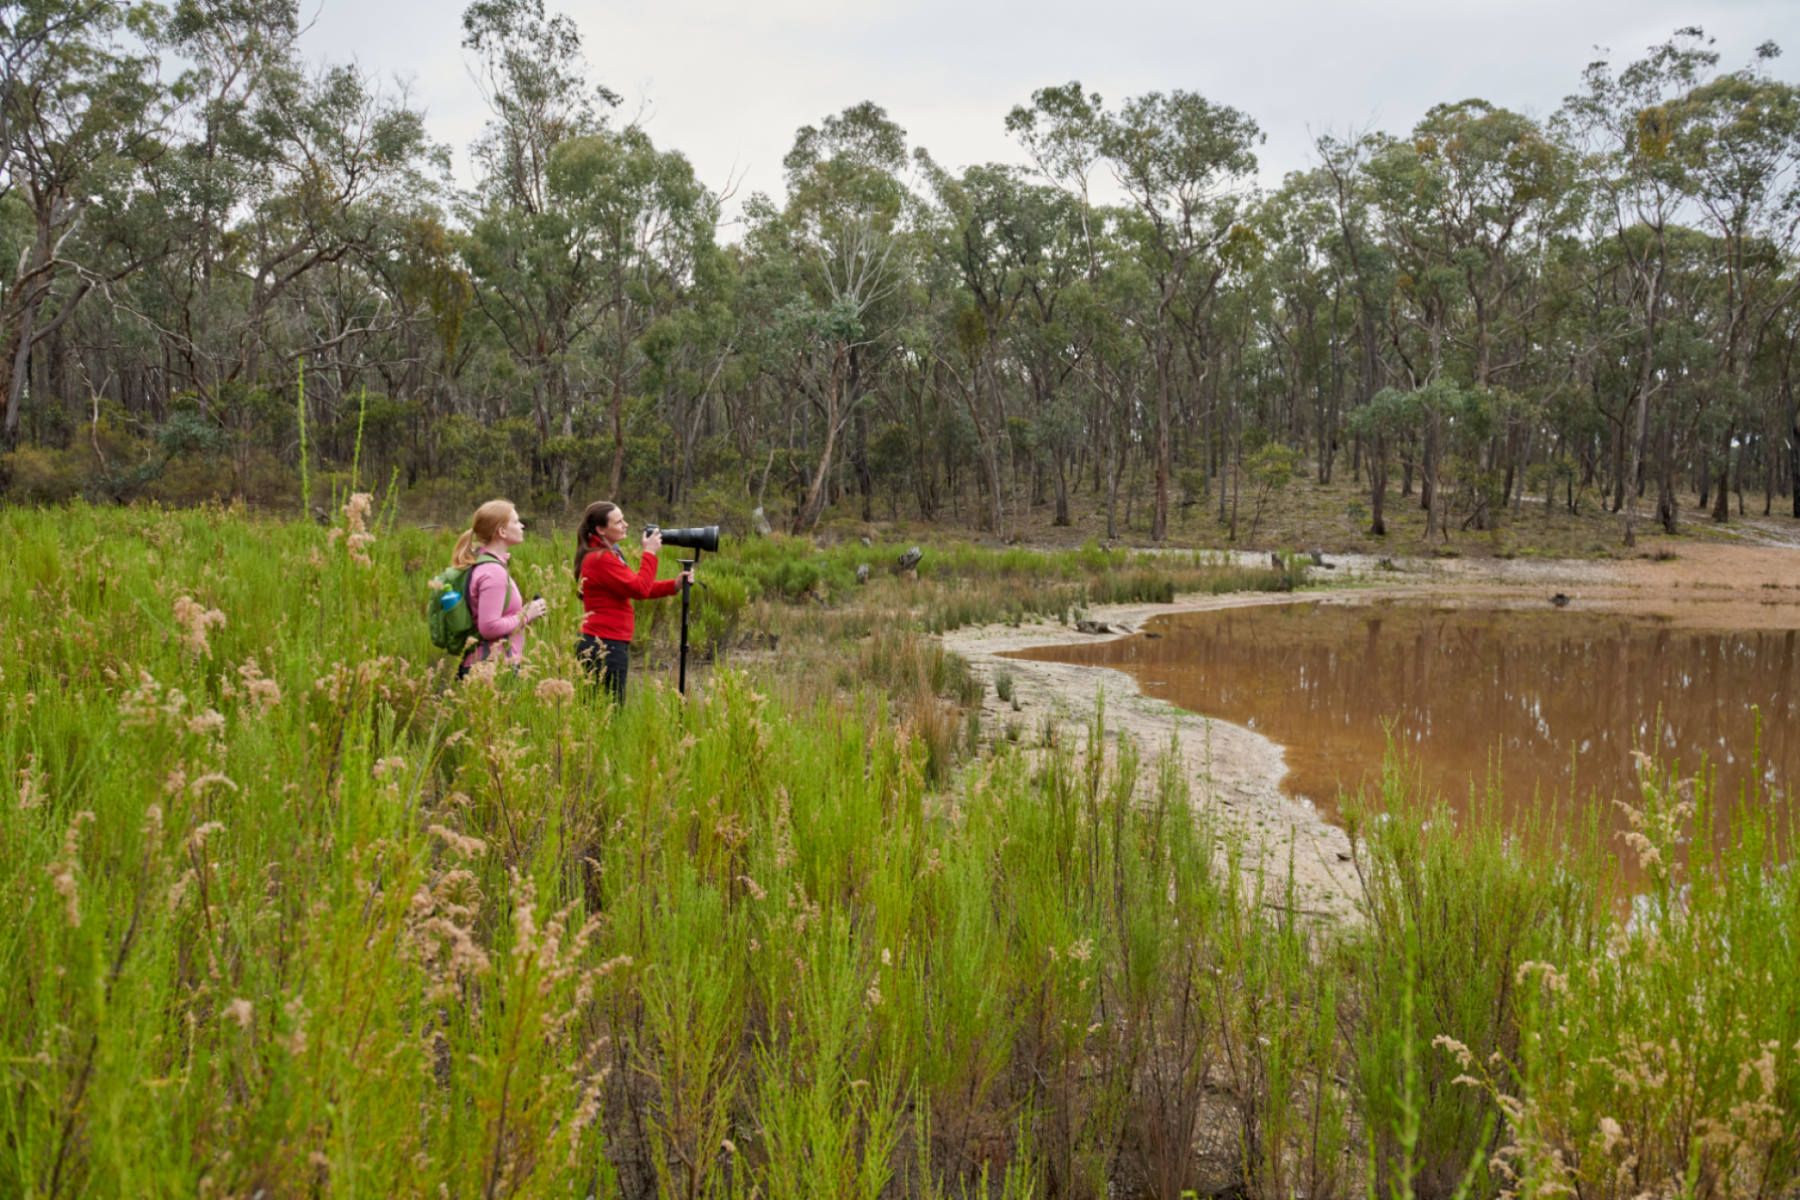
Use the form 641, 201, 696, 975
458, 0, 633, 505
1670, 50, 1800, 520
778, 101, 913, 534
922, 162, 1081, 533
1559, 27, 1720, 546
1100, 89, 1261, 541
1008, 82, 1124, 530
0, 0, 161, 450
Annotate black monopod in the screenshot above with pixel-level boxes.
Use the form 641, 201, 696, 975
646, 525, 720, 695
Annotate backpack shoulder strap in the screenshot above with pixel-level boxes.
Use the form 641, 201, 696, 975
466, 554, 513, 645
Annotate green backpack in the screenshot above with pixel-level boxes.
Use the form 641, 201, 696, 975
426, 553, 508, 653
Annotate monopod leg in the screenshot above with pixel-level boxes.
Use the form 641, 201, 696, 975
677, 554, 696, 695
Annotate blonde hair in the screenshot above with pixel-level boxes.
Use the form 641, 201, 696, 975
452, 499, 516, 568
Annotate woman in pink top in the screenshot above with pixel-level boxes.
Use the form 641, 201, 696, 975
453, 499, 549, 679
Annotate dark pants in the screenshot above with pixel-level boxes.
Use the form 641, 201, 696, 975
577, 634, 630, 705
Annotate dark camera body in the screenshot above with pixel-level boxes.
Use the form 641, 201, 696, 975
645, 525, 720, 554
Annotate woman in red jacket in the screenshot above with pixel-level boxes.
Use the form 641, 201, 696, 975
573, 501, 691, 704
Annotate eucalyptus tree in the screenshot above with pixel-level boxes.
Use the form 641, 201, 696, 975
461, 128, 712, 505
1008, 83, 1126, 524
1060, 241, 1146, 539
633, 228, 734, 506
461, 0, 616, 217
146, 0, 306, 387
1007, 82, 1107, 277
562, 128, 718, 498
922, 161, 1084, 531
1313, 129, 1399, 476
1364, 136, 1466, 541
1101, 89, 1262, 540
1008, 184, 1089, 524
1411, 101, 1572, 389
1344, 385, 1420, 534
0, 0, 162, 449
1560, 27, 1723, 545
1668, 48, 1800, 519
458, 0, 653, 504
173, 62, 440, 489
1250, 170, 1345, 477
776, 101, 914, 533
358, 211, 474, 427
1364, 101, 1574, 538
1419, 101, 1575, 522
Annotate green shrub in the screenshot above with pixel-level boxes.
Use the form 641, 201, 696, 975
1343, 750, 1610, 1200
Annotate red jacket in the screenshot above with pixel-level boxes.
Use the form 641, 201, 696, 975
580, 546, 679, 640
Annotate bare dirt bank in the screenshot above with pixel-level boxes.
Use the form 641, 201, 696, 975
940, 536, 1800, 924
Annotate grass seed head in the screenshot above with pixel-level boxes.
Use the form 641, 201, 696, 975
535, 677, 575, 704
45, 811, 96, 926
173, 595, 227, 657
16, 754, 42, 810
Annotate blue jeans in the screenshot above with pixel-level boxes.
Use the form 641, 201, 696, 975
576, 634, 630, 705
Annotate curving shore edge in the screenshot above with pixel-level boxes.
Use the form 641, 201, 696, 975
938, 533, 1800, 927
940, 587, 1364, 924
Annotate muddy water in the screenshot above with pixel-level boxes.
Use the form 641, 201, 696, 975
1010, 602, 1800, 837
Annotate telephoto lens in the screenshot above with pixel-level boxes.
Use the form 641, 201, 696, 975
657, 526, 721, 553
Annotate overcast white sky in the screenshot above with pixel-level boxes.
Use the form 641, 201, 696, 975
305, 0, 1799, 221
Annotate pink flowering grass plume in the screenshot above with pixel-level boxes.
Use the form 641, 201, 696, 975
172, 595, 227, 657
44, 811, 96, 927
343, 492, 377, 563
16, 753, 43, 810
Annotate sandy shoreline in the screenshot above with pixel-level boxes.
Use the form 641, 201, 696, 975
940, 533, 1800, 924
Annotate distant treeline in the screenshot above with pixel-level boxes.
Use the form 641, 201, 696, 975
4, 2, 1799, 543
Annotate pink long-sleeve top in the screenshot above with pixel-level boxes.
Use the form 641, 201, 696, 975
461, 549, 527, 668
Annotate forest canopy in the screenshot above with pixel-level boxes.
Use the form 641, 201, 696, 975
3, 1, 1798, 548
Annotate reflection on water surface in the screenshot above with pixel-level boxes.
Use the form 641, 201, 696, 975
1010, 603, 1800, 836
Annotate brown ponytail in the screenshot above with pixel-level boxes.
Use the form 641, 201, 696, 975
452, 499, 516, 568
573, 501, 619, 580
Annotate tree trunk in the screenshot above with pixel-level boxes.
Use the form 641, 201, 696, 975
793, 344, 845, 534
1791, 406, 1800, 519
1422, 410, 1443, 544
853, 406, 872, 522
1104, 427, 1120, 541
1369, 436, 1388, 536
1052, 448, 1070, 526
0, 300, 36, 451
1621, 383, 1651, 547
1152, 334, 1171, 541
609, 301, 628, 498
1419, 416, 1436, 513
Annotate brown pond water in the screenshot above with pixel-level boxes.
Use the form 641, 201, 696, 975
1009, 602, 1800, 841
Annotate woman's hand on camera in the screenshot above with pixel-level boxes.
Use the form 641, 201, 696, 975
643, 531, 664, 555
522, 597, 549, 624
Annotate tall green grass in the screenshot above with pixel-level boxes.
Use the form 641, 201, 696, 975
2, 505, 1796, 1199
